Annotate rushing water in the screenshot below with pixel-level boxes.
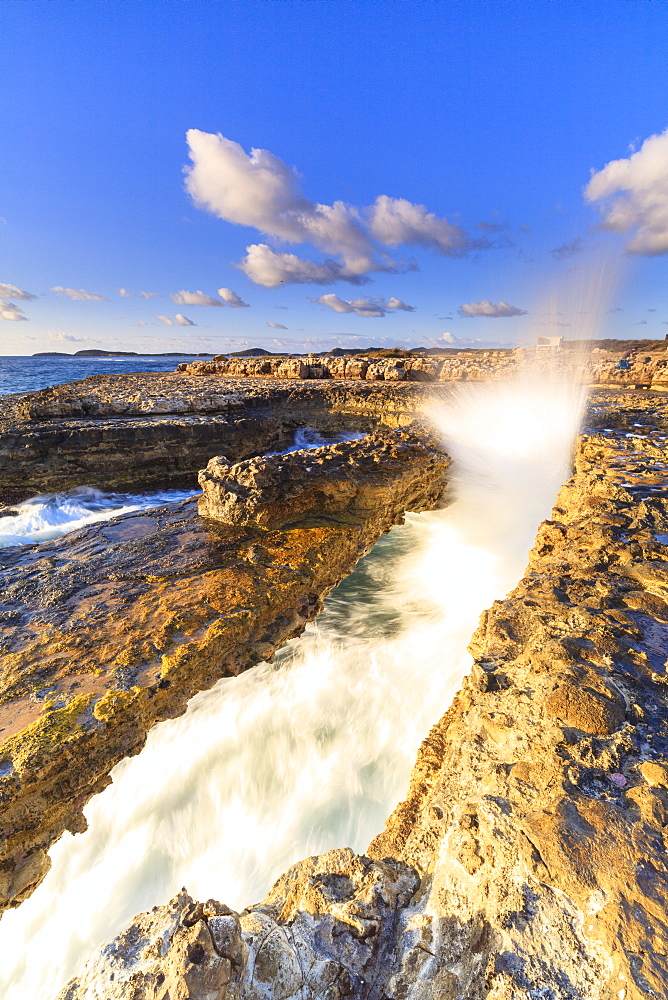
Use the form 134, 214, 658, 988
0, 375, 586, 998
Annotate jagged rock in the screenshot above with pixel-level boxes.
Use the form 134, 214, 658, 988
198, 426, 447, 529
367, 420, 668, 999
0, 428, 449, 914
0, 375, 433, 503
56, 850, 419, 1000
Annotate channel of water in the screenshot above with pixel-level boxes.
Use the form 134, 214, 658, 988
0, 377, 586, 997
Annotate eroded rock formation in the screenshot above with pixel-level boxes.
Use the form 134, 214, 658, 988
0, 427, 449, 914
56, 391, 668, 1000
0, 374, 433, 503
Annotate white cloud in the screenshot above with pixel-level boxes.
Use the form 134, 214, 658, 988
0, 283, 36, 301
52, 286, 108, 302
368, 196, 466, 254
157, 314, 196, 326
1, 301, 27, 321
184, 131, 473, 285
385, 297, 415, 312
267, 321, 287, 330
585, 128, 668, 254
185, 131, 373, 277
312, 293, 416, 318
171, 289, 222, 307
458, 300, 527, 318
239, 244, 367, 288
119, 288, 160, 299
217, 287, 249, 308
47, 331, 89, 342
426, 331, 516, 348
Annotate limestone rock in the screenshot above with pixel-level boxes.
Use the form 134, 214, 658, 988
198, 426, 448, 529
57, 851, 419, 1000
0, 375, 433, 503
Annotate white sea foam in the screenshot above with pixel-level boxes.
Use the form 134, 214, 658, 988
0, 375, 586, 998
0, 486, 198, 547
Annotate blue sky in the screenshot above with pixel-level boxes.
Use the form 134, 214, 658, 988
2, 0, 668, 355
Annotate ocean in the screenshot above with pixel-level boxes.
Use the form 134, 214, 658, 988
0, 355, 205, 397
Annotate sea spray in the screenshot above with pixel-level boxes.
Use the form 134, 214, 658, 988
0, 375, 586, 998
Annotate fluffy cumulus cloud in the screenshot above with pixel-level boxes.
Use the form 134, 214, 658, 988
368, 196, 466, 253
217, 287, 249, 307
184, 131, 472, 286
52, 286, 108, 302
171, 289, 222, 307
238, 244, 366, 288
585, 128, 668, 254
458, 300, 527, 318
267, 321, 287, 330
1, 301, 27, 321
385, 297, 415, 311
0, 283, 36, 301
157, 314, 195, 326
312, 293, 416, 318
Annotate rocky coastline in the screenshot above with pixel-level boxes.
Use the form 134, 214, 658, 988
0, 374, 432, 504
52, 389, 668, 1000
2, 364, 668, 998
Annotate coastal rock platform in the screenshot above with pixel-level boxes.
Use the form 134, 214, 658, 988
54, 389, 668, 1000
0, 373, 435, 504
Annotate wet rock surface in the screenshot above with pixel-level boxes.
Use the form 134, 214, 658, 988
54, 389, 668, 1000
0, 428, 449, 914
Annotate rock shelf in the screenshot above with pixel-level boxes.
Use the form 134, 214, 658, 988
0, 374, 432, 503
3, 360, 668, 505
178, 348, 668, 389
54, 389, 668, 1000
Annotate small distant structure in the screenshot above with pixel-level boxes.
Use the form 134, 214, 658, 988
536, 336, 563, 351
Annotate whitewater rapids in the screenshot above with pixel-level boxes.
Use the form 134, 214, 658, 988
0, 376, 586, 998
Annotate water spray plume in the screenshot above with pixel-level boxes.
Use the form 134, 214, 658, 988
0, 375, 587, 998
